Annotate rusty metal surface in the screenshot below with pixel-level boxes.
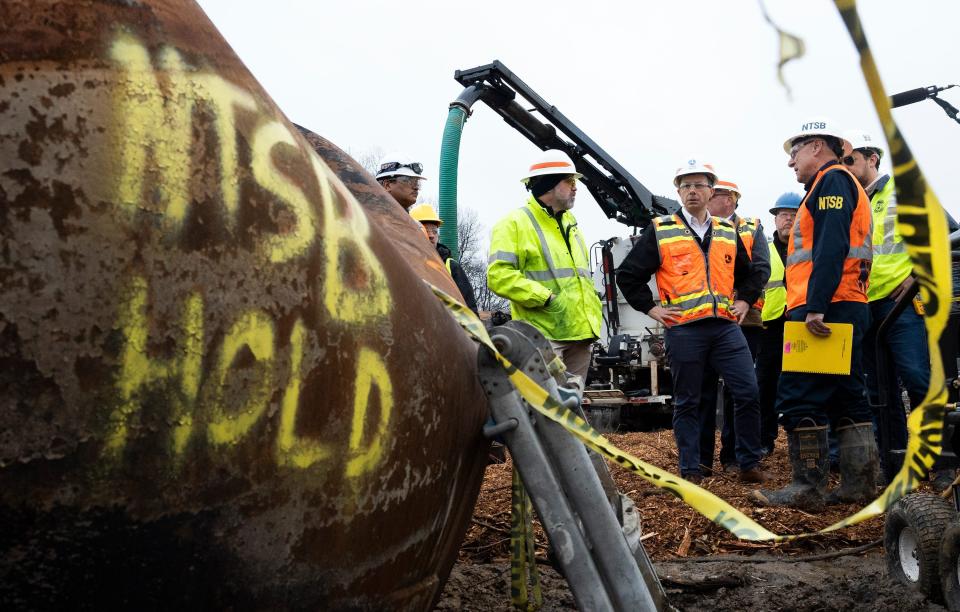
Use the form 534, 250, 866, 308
294, 125, 468, 304
0, 1, 488, 609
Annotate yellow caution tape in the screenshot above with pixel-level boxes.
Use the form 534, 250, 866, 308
431, 0, 952, 544
830, 0, 953, 532
758, 0, 806, 98
431, 285, 783, 541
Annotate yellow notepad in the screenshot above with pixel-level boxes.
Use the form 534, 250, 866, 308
781, 321, 854, 375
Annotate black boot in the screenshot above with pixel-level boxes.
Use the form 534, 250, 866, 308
825, 420, 879, 505
931, 468, 958, 493
750, 419, 829, 511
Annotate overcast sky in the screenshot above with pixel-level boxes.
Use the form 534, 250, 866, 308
196, 1, 958, 253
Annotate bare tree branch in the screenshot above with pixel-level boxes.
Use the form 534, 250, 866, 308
349, 147, 385, 178
456, 208, 509, 313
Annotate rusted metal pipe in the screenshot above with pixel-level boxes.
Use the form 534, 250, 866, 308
0, 1, 488, 608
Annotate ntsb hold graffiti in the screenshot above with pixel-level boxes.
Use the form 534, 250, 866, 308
0, 3, 487, 609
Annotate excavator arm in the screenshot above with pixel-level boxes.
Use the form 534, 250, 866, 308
452, 61, 678, 228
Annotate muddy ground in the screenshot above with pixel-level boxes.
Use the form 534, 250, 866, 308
435, 430, 946, 611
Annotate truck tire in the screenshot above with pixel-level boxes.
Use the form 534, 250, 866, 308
885, 493, 955, 602
939, 521, 960, 610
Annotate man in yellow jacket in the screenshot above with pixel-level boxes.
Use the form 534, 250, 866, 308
843, 130, 931, 479
487, 150, 602, 383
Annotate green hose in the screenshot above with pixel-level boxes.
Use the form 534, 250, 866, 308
438, 105, 468, 259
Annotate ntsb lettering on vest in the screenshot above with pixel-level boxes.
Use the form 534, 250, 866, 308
818, 196, 844, 210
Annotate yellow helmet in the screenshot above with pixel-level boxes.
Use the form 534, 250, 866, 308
409, 204, 442, 225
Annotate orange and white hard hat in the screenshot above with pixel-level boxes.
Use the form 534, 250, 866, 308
520, 149, 582, 184
714, 179, 741, 199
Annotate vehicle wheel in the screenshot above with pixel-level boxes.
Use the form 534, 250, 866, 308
885, 493, 955, 602
940, 521, 960, 610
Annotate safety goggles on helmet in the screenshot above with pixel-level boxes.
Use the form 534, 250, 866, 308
379, 161, 424, 176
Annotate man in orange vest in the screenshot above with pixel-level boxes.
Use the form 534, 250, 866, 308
698, 179, 771, 476
752, 118, 877, 510
617, 160, 769, 484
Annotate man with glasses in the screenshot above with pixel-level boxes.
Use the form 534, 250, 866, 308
698, 179, 771, 476
752, 119, 877, 510
616, 160, 768, 484
375, 155, 427, 209
842, 129, 933, 483
487, 149, 602, 384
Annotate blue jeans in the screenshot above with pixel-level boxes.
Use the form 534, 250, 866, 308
777, 302, 873, 430
863, 295, 930, 466
865, 296, 930, 406
666, 319, 763, 475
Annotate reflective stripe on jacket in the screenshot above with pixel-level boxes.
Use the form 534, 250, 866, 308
736, 216, 766, 311
761, 241, 786, 322
487, 196, 602, 341
867, 175, 912, 301
786, 164, 873, 310
652, 213, 737, 326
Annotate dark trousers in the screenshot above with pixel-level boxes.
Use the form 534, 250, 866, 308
699, 325, 762, 470
776, 302, 873, 431
863, 296, 931, 451
942, 313, 960, 404
753, 319, 785, 453
666, 319, 763, 476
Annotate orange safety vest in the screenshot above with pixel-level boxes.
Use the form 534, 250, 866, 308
735, 215, 765, 311
652, 213, 738, 326
785, 164, 873, 311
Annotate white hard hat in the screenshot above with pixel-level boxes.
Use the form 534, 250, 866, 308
782, 117, 851, 154
842, 129, 885, 159
520, 149, 582, 184
673, 158, 718, 187
375, 153, 428, 180
714, 179, 741, 199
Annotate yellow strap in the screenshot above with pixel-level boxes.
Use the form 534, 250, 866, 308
430, 228, 946, 541
432, 1, 951, 545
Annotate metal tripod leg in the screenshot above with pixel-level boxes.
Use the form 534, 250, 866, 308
479, 322, 667, 611
501, 321, 669, 611
479, 346, 614, 611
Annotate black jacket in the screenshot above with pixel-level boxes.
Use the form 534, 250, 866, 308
436, 243, 478, 314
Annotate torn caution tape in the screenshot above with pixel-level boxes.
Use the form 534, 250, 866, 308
429, 0, 952, 544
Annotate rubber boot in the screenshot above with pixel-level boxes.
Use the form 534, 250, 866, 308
931, 468, 958, 493
749, 419, 829, 511
825, 420, 880, 505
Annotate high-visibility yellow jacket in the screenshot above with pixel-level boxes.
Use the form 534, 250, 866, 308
487, 197, 602, 341
867, 175, 912, 301
761, 241, 786, 322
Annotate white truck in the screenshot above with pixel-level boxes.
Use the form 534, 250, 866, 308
582, 236, 674, 431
